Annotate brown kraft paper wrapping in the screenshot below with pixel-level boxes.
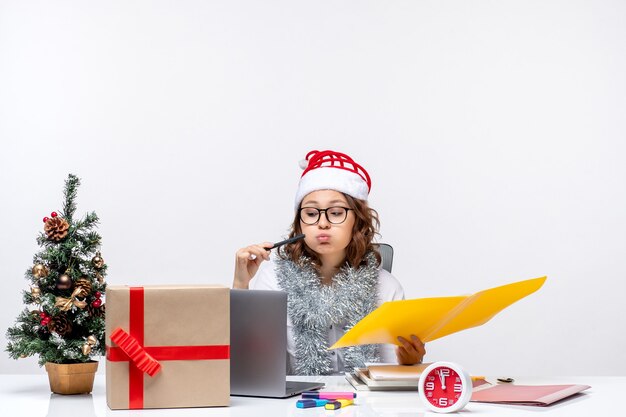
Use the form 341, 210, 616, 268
105, 285, 230, 409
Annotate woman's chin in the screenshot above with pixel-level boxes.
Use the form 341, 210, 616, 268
310, 242, 334, 252
312, 243, 349, 256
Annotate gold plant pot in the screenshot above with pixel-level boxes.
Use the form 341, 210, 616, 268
45, 361, 98, 394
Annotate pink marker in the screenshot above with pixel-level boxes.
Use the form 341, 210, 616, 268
302, 391, 356, 400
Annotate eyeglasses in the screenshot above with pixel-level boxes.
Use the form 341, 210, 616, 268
299, 206, 353, 225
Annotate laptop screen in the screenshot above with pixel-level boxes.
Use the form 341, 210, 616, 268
230, 289, 288, 396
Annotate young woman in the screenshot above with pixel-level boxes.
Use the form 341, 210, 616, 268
233, 150, 425, 375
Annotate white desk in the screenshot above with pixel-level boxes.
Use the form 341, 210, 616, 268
0, 374, 621, 417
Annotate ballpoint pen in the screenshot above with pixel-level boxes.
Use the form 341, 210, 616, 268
249, 234, 306, 260
266, 234, 305, 250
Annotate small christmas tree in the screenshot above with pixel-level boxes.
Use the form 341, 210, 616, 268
6, 174, 107, 365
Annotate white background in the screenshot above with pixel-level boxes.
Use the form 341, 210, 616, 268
1, 0, 624, 376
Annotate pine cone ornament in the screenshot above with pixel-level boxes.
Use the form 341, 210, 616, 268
47, 314, 73, 336
44, 217, 70, 241
74, 278, 92, 298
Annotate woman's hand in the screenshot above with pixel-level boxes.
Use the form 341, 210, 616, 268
233, 243, 272, 289
396, 335, 426, 365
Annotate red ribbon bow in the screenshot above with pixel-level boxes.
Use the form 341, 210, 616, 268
110, 327, 161, 377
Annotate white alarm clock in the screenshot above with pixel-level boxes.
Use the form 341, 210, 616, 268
418, 361, 473, 413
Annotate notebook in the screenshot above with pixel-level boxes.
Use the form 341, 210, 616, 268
367, 364, 431, 380
346, 367, 490, 392
470, 384, 591, 406
345, 369, 420, 391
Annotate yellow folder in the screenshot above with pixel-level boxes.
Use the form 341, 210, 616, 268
330, 276, 547, 349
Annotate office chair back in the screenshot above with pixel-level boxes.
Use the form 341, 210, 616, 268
375, 243, 394, 273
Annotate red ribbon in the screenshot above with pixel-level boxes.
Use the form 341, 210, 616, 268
106, 286, 230, 409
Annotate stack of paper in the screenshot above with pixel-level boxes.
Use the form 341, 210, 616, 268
345, 364, 430, 391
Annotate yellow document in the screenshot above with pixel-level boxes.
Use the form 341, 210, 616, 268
330, 276, 546, 349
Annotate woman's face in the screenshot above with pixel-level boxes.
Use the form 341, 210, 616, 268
299, 190, 355, 259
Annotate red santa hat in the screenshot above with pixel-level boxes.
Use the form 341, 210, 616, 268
294, 150, 372, 210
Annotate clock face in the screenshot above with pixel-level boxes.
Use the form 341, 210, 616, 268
419, 362, 472, 413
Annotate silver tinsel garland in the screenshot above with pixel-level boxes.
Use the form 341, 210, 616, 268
275, 251, 381, 375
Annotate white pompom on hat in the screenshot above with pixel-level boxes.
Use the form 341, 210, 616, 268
294, 150, 371, 210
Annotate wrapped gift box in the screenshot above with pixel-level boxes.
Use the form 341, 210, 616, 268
105, 285, 229, 409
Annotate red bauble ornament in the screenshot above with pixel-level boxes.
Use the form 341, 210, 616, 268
51, 212, 58, 217
43, 217, 49, 223
94, 291, 102, 299
91, 299, 102, 308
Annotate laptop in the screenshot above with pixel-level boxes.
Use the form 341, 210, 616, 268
230, 289, 325, 398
